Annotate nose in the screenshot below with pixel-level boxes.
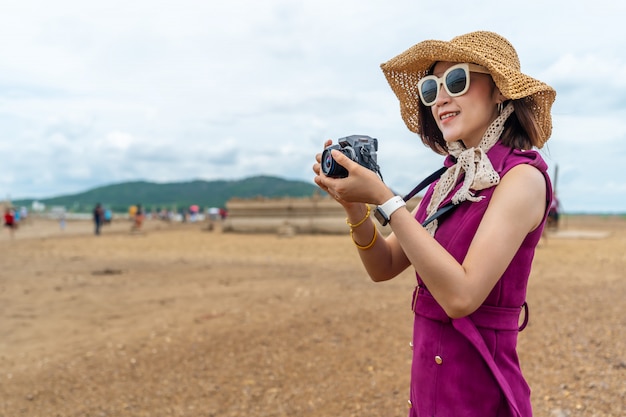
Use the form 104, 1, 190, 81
434, 81, 450, 105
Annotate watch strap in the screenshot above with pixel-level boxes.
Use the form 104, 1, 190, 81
375, 196, 406, 226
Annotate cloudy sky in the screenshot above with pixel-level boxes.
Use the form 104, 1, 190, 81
1, 0, 624, 213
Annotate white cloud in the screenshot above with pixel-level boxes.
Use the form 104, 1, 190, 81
0, 0, 624, 213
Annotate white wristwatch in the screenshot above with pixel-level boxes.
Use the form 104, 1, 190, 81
374, 196, 406, 226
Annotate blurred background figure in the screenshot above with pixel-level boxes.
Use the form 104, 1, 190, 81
104, 207, 113, 225
131, 204, 144, 232
547, 192, 561, 230
19, 206, 28, 225
189, 204, 200, 222
4, 207, 16, 238
93, 203, 104, 235
207, 206, 220, 231
59, 210, 66, 231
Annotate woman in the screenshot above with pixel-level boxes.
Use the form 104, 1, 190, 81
313, 31, 556, 417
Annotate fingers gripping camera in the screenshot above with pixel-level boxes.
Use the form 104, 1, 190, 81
321, 135, 383, 179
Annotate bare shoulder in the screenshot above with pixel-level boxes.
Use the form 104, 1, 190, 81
492, 163, 547, 230
499, 163, 546, 196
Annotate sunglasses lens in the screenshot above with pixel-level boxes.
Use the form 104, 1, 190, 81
445, 68, 467, 95
420, 79, 438, 105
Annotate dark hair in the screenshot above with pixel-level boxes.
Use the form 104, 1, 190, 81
417, 82, 543, 154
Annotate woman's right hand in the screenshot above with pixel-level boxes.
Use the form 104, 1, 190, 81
314, 143, 393, 207
312, 139, 365, 209
312, 139, 334, 195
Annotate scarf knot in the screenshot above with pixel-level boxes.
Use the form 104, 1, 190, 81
425, 103, 514, 235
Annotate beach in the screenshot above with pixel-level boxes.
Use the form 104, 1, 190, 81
0, 215, 624, 416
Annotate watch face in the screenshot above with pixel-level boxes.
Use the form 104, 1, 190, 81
374, 207, 389, 226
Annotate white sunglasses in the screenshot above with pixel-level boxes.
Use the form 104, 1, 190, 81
417, 63, 491, 106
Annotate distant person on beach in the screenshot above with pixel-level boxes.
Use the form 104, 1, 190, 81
4, 207, 16, 238
59, 211, 66, 231
12, 208, 20, 227
207, 207, 220, 230
131, 204, 144, 232
313, 31, 555, 416
93, 203, 104, 235
547, 192, 561, 229
19, 206, 28, 225
104, 208, 112, 225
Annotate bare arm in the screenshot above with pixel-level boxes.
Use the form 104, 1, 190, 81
313, 143, 546, 317
344, 205, 414, 281
388, 163, 547, 317
313, 143, 411, 281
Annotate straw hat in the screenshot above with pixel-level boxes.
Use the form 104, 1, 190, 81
381, 31, 556, 148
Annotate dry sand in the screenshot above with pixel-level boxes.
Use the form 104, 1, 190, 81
0, 215, 624, 417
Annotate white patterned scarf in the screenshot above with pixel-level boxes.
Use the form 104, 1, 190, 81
425, 102, 515, 235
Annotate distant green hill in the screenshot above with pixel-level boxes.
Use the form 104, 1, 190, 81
12, 175, 319, 213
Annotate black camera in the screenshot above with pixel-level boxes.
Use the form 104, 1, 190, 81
321, 135, 381, 179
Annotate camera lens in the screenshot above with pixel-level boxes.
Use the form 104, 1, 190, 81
322, 150, 333, 172
321, 148, 348, 178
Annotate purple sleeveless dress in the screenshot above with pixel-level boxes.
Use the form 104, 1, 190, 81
408, 141, 553, 417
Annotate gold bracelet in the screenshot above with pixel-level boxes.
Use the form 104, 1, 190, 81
346, 205, 371, 229
351, 224, 378, 250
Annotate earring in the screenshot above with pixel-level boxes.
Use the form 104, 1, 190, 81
497, 102, 503, 115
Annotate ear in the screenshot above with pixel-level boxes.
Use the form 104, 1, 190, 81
493, 87, 507, 104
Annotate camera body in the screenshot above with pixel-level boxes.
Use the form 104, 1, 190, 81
321, 135, 380, 178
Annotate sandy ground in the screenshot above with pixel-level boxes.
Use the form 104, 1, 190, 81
0, 215, 624, 417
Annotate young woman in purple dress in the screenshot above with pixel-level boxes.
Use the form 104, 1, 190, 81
313, 31, 556, 416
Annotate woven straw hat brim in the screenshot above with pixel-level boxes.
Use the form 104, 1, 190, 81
381, 33, 556, 148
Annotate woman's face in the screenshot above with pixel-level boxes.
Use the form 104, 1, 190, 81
430, 61, 503, 148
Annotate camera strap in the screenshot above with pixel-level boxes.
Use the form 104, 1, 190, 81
402, 166, 448, 202
401, 165, 457, 228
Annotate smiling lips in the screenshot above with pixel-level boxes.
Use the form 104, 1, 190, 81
440, 111, 459, 121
